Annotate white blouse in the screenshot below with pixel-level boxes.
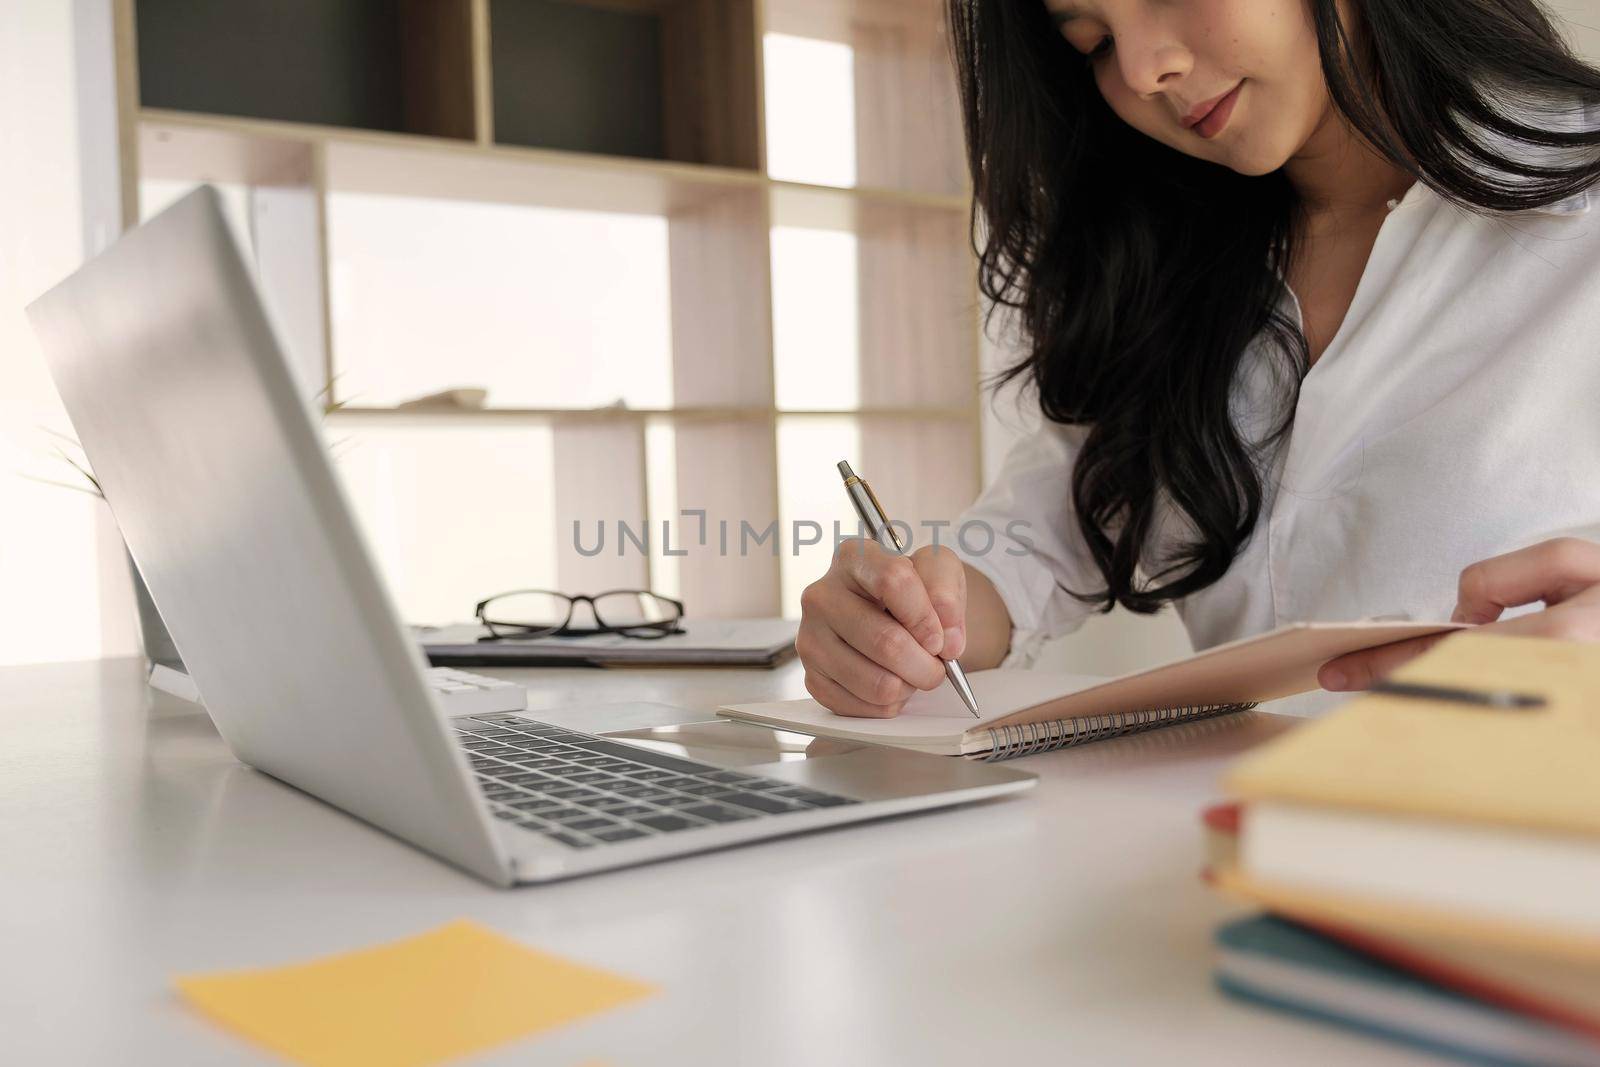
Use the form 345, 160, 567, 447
953, 178, 1600, 710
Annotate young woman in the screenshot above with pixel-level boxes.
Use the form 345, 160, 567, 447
797, 0, 1600, 718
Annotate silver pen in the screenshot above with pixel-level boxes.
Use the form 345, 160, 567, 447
837, 460, 982, 719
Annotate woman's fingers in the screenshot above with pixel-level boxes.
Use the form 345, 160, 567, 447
803, 667, 908, 720
824, 582, 947, 691
1465, 584, 1600, 642
1322, 538, 1600, 692
912, 544, 968, 660
797, 622, 917, 714
834, 538, 947, 658
794, 539, 950, 718
1452, 537, 1600, 624
1319, 632, 1452, 691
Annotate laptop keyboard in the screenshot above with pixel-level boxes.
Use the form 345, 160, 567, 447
456, 715, 859, 850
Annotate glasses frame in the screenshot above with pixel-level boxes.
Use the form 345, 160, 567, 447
474, 588, 686, 643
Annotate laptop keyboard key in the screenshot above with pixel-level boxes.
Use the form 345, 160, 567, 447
508, 798, 562, 812
567, 739, 722, 774
592, 828, 649, 843
566, 817, 620, 832
716, 791, 799, 814
783, 790, 857, 807
636, 814, 699, 833
681, 805, 752, 823
546, 832, 592, 849
702, 771, 756, 784
605, 804, 658, 818
545, 786, 604, 802
567, 771, 620, 785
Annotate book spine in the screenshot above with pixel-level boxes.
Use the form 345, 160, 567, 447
978, 702, 1257, 761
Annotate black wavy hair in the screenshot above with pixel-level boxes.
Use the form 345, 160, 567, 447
948, 0, 1600, 613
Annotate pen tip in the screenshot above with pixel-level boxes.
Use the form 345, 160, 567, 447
836, 460, 855, 480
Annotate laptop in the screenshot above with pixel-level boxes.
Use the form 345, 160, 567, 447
26, 187, 1034, 886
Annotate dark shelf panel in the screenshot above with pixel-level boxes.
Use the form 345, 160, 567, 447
134, 0, 476, 140
489, 0, 760, 169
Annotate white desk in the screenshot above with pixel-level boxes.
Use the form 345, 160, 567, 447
0, 657, 1442, 1066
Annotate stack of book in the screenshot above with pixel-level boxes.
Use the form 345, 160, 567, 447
1203, 632, 1600, 1066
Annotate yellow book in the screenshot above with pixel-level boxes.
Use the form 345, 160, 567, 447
1220, 633, 1600, 948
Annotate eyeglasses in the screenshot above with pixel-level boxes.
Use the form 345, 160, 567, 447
474, 589, 686, 642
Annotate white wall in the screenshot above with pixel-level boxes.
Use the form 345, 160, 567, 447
0, 0, 138, 665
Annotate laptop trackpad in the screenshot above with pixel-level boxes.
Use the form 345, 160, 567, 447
603, 719, 863, 769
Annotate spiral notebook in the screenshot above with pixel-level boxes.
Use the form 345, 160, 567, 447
719, 621, 1463, 759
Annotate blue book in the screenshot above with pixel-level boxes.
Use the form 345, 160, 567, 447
1214, 915, 1600, 1067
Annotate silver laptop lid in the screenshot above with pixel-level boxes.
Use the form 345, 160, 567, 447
27, 186, 510, 885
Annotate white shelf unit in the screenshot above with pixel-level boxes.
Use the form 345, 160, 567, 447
113, 0, 981, 623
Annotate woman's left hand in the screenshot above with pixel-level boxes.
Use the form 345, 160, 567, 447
1319, 537, 1600, 691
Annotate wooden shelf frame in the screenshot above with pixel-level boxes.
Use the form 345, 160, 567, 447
138, 108, 971, 216
325, 405, 976, 422
114, 0, 984, 619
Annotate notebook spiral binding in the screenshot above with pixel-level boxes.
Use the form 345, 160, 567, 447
978, 701, 1258, 761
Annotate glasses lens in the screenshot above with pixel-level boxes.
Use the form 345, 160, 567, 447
592, 591, 680, 628
480, 592, 570, 630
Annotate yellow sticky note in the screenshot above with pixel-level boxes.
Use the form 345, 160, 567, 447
174, 919, 654, 1067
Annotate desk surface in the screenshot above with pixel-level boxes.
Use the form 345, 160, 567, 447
0, 657, 1442, 1066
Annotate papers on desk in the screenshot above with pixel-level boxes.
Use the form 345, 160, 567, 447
174, 919, 654, 1067
417, 618, 798, 668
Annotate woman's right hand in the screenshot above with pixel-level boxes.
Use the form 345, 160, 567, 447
795, 539, 968, 718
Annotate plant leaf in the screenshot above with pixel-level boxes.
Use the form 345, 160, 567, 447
19, 474, 105, 499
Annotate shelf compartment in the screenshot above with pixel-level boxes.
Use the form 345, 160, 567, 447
323, 189, 679, 412
133, 0, 479, 140
659, 417, 782, 616
776, 411, 977, 615
551, 419, 654, 593
322, 178, 773, 412
762, 0, 966, 196
770, 188, 977, 412
332, 420, 567, 626
852, 413, 980, 544
489, 0, 761, 169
